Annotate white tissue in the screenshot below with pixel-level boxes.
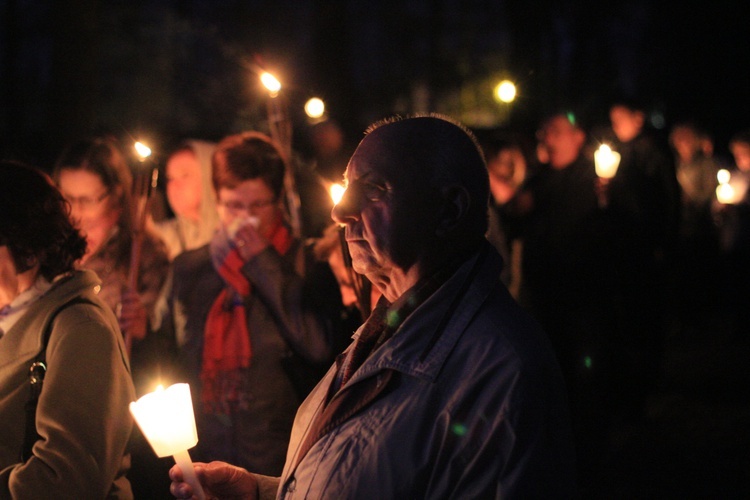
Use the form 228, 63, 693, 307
227, 215, 260, 238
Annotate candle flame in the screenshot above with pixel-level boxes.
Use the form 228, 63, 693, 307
717, 169, 731, 185
135, 141, 152, 160
594, 143, 620, 179
260, 72, 282, 95
329, 183, 346, 205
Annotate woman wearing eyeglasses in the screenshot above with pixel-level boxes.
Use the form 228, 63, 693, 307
160, 131, 343, 477
53, 137, 174, 495
53, 137, 170, 350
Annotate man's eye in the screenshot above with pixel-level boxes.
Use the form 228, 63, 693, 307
362, 182, 388, 201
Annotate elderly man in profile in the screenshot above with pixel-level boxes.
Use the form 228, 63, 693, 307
170, 114, 576, 499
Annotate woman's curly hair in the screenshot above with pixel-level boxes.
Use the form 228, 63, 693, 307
0, 161, 87, 280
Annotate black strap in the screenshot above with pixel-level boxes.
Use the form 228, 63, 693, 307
21, 297, 94, 462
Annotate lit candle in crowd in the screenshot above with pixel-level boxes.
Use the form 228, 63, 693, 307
594, 144, 621, 179
129, 384, 205, 500
715, 169, 748, 205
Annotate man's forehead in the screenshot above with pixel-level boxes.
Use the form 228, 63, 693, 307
346, 125, 411, 179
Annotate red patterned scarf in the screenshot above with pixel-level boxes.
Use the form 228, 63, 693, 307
202, 217, 292, 414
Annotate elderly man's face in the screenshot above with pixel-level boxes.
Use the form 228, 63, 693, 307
331, 128, 432, 282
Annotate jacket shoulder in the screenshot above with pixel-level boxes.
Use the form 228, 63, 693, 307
172, 245, 211, 273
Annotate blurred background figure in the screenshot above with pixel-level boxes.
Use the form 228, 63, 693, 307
670, 121, 720, 231
480, 133, 533, 297
291, 119, 354, 239
52, 136, 172, 497
0, 161, 135, 498
513, 112, 615, 491
668, 122, 721, 318
53, 137, 170, 355
604, 99, 677, 430
155, 140, 220, 260
307, 119, 351, 183
159, 131, 342, 477
713, 129, 750, 331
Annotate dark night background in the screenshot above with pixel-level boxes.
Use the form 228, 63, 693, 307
1, 0, 748, 168
2, 0, 749, 496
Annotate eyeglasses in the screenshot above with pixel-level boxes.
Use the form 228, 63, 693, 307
219, 198, 276, 215
64, 190, 110, 211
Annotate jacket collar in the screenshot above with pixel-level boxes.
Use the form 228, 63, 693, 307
0, 270, 103, 367
283, 241, 504, 480
344, 241, 502, 386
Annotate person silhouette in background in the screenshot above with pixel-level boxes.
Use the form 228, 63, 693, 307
513, 112, 615, 490
155, 140, 220, 260
668, 122, 721, 319
481, 134, 533, 298
605, 99, 677, 429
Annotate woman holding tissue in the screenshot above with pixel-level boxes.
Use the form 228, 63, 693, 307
0, 161, 135, 498
160, 132, 342, 476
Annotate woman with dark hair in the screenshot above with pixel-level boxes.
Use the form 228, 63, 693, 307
0, 161, 135, 498
53, 137, 170, 370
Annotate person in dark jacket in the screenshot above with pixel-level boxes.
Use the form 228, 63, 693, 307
169, 115, 576, 499
159, 131, 342, 477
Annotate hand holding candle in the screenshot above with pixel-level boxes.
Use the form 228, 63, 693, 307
129, 384, 206, 500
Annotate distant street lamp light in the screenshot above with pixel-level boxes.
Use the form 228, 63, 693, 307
494, 80, 517, 103
305, 97, 326, 119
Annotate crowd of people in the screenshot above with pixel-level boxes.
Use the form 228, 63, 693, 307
0, 101, 748, 498
481, 102, 750, 494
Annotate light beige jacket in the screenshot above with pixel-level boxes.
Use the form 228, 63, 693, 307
0, 270, 135, 499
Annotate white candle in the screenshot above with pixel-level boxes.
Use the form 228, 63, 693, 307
130, 384, 205, 500
594, 144, 621, 179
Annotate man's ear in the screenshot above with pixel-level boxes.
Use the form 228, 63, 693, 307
435, 184, 470, 237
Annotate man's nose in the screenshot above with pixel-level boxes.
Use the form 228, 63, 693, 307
331, 189, 360, 225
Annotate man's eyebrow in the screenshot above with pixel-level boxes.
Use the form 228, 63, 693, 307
347, 170, 374, 185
